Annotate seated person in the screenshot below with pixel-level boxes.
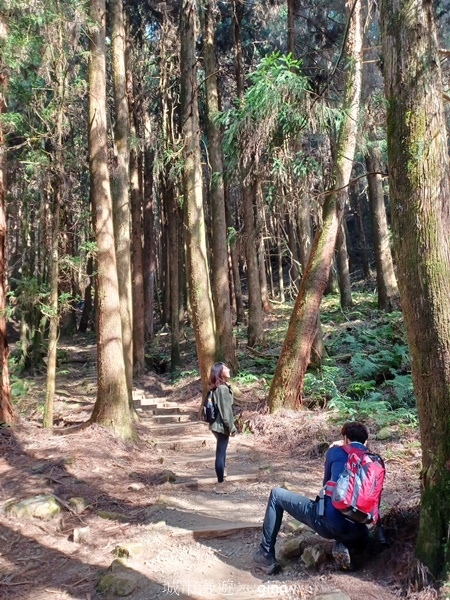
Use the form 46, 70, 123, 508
253, 421, 371, 574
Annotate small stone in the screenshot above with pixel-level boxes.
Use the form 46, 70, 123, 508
96, 510, 129, 522
377, 427, 396, 441
128, 483, 144, 492
113, 542, 147, 558
143, 502, 167, 520
31, 461, 50, 473
5, 495, 61, 520
301, 544, 327, 569
72, 526, 90, 543
68, 497, 88, 514
314, 591, 351, 600
279, 538, 302, 559
96, 572, 137, 597
158, 470, 176, 483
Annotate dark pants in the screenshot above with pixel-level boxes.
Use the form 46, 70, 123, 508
213, 432, 229, 483
260, 487, 368, 558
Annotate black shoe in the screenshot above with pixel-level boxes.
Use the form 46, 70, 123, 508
332, 542, 353, 571
252, 548, 279, 575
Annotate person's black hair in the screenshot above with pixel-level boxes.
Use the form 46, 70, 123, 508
341, 421, 369, 444
209, 362, 227, 390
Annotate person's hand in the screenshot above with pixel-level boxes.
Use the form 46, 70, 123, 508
329, 439, 343, 447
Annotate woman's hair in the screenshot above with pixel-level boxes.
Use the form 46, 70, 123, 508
209, 362, 227, 389
341, 421, 369, 444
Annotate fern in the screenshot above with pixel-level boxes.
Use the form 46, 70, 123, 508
381, 374, 415, 409
349, 354, 380, 379
345, 379, 376, 398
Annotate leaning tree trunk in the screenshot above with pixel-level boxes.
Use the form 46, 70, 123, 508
268, 0, 362, 411
202, 0, 237, 372
0, 22, 13, 425
111, 0, 133, 394
365, 133, 399, 311
88, 0, 134, 440
180, 0, 217, 392
380, 0, 450, 579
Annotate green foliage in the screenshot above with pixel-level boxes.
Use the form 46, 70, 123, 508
10, 376, 30, 398
234, 371, 271, 390
9, 276, 50, 315
217, 52, 312, 171
303, 365, 347, 408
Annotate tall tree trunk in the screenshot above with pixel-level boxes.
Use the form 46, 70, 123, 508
166, 180, 180, 369
276, 221, 285, 303
258, 235, 270, 311
243, 173, 265, 346
231, 0, 264, 345
43, 138, 62, 429
79, 254, 94, 332
231, 0, 245, 99
349, 185, 371, 278
124, 13, 145, 377
286, 211, 300, 287
0, 20, 13, 425
336, 221, 353, 308
180, 0, 217, 392
297, 198, 312, 273
229, 0, 245, 323
256, 182, 271, 311
226, 190, 244, 323
129, 138, 145, 376
88, 0, 134, 439
143, 116, 155, 339
380, 0, 450, 578
268, 0, 362, 411
111, 0, 133, 395
287, 0, 296, 57
365, 137, 399, 311
202, 0, 237, 372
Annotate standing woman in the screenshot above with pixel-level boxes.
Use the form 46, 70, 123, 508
209, 362, 237, 494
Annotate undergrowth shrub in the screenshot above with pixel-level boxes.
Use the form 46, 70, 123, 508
303, 302, 416, 428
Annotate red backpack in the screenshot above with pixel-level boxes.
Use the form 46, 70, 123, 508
323, 445, 385, 524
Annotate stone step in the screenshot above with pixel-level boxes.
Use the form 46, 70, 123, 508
134, 402, 188, 413
136, 406, 182, 416
150, 432, 213, 450
148, 420, 206, 437
133, 399, 179, 408
152, 414, 194, 425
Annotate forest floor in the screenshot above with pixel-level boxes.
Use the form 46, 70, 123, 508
0, 333, 442, 600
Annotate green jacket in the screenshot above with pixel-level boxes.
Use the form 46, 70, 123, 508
209, 383, 237, 436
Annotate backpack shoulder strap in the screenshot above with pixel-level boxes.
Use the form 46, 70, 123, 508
343, 444, 365, 457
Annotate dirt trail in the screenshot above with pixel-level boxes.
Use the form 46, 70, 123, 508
0, 339, 425, 600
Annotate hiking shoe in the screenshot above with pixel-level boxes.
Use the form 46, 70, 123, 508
332, 541, 353, 571
214, 481, 237, 494
252, 548, 279, 575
